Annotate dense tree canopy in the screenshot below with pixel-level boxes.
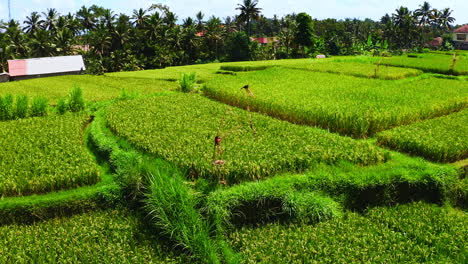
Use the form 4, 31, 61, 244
0, 1, 458, 73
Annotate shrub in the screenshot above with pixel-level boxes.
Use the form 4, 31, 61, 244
179, 73, 197, 93
56, 98, 69, 114
30, 97, 48, 117
68, 86, 85, 112
0, 94, 14, 120
14, 95, 29, 119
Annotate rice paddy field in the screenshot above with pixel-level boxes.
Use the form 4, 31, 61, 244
0, 53, 466, 263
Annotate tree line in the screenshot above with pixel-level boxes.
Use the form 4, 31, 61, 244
0, 1, 459, 74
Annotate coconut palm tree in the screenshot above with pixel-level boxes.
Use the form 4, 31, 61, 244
42, 8, 59, 32
76, 6, 96, 32
23, 12, 44, 34
236, 0, 262, 36
439, 8, 455, 31
415, 2, 434, 26
132, 8, 148, 29
196, 11, 205, 32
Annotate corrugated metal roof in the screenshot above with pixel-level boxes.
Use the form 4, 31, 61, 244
7, 55, 86, 77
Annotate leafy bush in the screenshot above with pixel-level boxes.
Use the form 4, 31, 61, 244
179, 72, 197, 93
14, 95, 29, 119
30, 96, 48, 117
68, 86, 85, 112
0, 114, 100, 197
105, 94, 386, 183
377, 109, 468, 162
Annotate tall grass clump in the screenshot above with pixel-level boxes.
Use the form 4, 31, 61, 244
30, 97, 48, 117
0, 94, 14, 120
145, 161, 236, 263
14, 95, 29, 119
68, 86, 85, 112
179, 72, 197, 93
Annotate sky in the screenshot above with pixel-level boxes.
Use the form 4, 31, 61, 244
0, 0, 467, 25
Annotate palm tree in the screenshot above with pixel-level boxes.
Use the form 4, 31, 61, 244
439, 8, 455, 31
132, 8, 148, 29
196, 11, 204, 32
76, 6, 96, 32
236, 0, 262, 36
42, 8, 59, 32
415, 2, 433, 27
23, 12, 44, 34
204, 16, 225, 60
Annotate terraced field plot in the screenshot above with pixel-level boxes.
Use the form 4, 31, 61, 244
0, 114, 100, 197
282, 60, 423, 80
0, 55, 466, 263
105, 94, 385, 183
229, 202, 467, 264
383, 52, 468, 75
204, 67, 468, 137
0, 75, 174, 103
377, 109, 468, 162
0, 209, 185, 263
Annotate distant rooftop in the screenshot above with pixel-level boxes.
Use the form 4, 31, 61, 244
454, 25, 468, 33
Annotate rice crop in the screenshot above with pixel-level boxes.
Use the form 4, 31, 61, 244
377, 109, 468, 162
105, 94, 385, 183
0, 75, 174, 103
284, 61, 423, 80
383, 53, 468, 75
0, 114, 100, 197
204, 67, 467, 137
0, 209, 185, 263
229, 202, 467, 264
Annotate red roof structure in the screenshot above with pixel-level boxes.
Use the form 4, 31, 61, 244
454, 25, 468, 33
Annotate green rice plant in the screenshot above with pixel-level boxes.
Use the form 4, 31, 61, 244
377, 109, 468, 162
30, 96, 48, 117
0, 94, 14, 120
0, 75, 175, 103
56, 98, 68, 114
105, 94, 386, 183
68, 86, 85, 112
206, 153, 458, 233
204, 67, 467, 137
0, 114, 100, 197
179, 72, 197, 93
383, 53, 468, 75
145, 164, 223, 264
14, 95, 29, 119
284, 61, 422, 80
0, 209, 185, 263
365, 202, 468, 263
229, 202, 466, 264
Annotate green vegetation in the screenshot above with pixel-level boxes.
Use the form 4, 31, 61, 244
207, 154, 458, 233
383, 53, 468, 75
285, 60, 423, 80
229, 202, 467, 264
204, 67, 468, 137
0, 209, 185, 263
219, 65, 271, 72
0, 94, 48, 120
377, 109, 468, 162
106, 94, 385, 183
0, 114, 100, 197
179, 72, 197, 93
0, 75, 174, 103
